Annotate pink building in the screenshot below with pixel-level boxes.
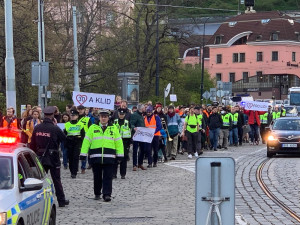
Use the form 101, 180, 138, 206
205, 11, 300, 99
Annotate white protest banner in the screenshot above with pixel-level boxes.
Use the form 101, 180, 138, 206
132, 127, 155, 143
170, 94, 177, 102
244, 101, 269, 111
73, 91, 115, 110
57, 123, 65, 131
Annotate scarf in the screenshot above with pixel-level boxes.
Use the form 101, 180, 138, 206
168, 112, 175, 118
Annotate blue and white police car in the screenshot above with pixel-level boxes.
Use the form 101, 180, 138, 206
0, 129, 56, 225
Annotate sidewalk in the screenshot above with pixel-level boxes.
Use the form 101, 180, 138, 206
57, 156, 196, 225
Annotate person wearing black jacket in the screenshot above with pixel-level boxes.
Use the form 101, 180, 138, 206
235, 105, 245, 146
208, 106, 222, 151
110, 100, 131, 122
31, 106, 69, 207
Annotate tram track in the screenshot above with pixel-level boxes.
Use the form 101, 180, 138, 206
256, 158, 300, 223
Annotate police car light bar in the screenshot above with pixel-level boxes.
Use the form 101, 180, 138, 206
0, 137, 17, 144
0, 128, 20, 145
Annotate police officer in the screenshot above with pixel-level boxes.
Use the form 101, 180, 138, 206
31, 106, 69, 207
113, 108, 131, 179
64, 108, 85, 178
80, 109, 124, 201
77, 105, 92, 173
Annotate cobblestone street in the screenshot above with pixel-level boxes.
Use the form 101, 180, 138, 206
56, 144, 300, 224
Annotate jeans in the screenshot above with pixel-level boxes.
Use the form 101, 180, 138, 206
229, 127, 238, 145
61, 142, 68, 168
250, 123, 259, 142
145, 136, 159, 165
132, 141, 145, 167
209, 128, 220, 149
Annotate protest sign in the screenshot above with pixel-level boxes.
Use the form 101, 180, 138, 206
244, 101, 269, 111
72, 91, 115, 110
132, 127, 155, 143
57, 123, 65, 131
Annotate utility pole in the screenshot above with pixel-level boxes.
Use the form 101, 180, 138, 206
73, 6, 80, 92
155, 0, 159, 96
38, 0, 46, 108
4, 0, 16, 113
200, 18, 209, 105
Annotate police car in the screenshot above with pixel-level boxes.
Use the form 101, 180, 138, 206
0, 129, 56, 225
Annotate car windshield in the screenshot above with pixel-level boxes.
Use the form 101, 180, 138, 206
0, 157, 13, 189
284, 107, 297, 114
273, 119, 300, 131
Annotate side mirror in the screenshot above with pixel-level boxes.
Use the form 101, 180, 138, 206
265, 127, 271, 131
20, 178, 43, 192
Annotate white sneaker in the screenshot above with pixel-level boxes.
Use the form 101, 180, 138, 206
194, 152, 198, 157
188, 154, 192, 159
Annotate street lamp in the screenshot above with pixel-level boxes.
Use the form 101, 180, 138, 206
200, 17, 210, 105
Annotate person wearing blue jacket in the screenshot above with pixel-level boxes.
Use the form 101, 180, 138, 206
166, 105, 181, 160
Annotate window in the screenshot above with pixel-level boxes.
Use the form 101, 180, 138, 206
229, 73, 235, 82
216, 73, 222, 81
233, 53, 238, 62
216, 54, 222, 64
0, 157, 13, 190
292, 52, 296, 61
256, 35, 262, 41
257, 71, 263, 82
271, 33, 279, 41
272, 51, 278, 61
239, 53, 245, 62
243, 72, 249, 83
23, 152, 42, 180
214, 35, 223, 44
257, 52, 263, 61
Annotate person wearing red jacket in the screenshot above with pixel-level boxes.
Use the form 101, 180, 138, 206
243, 109, 265, 145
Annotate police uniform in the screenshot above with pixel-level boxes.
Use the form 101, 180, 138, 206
30, 106, 69, 207
112, 109, 131, 179
77, 105, 92, 172
80, 110, 124, 201
64, 109, 85, 178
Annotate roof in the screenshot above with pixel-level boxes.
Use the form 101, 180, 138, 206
207, 11, 300, 45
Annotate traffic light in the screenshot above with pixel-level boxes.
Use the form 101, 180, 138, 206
245, 0, 255, 7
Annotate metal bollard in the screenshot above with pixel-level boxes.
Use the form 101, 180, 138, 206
211, 162, 221, 225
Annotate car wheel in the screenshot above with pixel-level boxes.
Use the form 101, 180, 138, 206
267, 151, 274, 158
49, 208, 56, 225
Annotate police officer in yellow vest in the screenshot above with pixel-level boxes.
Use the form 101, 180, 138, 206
260, 105, 273, 144
272, 105, 286, 120
64, 108, 85, 179
219, 107, 232, 149
112, 108, 131, 179
77, 105, 92, 174
181, 106, 199, 159
80, 109, 123, 202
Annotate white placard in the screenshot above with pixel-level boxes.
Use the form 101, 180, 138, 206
170, 94, 177, 102
57, 123, 65, 131
132, 127, 155, 143
72, 91, 115, 110
244, 101, 269, 111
